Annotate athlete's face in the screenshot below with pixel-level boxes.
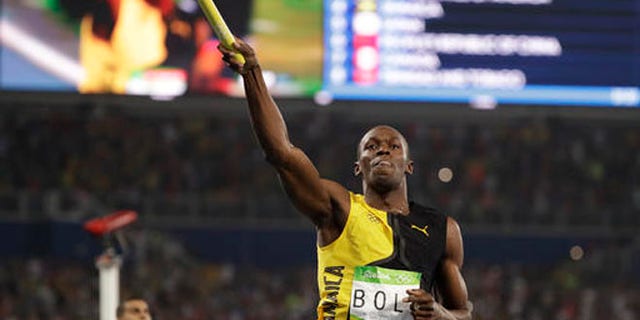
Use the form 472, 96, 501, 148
355, 126, 413, 192
118, 300, 152, 320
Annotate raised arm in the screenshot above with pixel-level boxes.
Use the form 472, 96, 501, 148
218, 39, 349, 229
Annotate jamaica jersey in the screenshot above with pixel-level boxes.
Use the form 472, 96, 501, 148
316, 192, 447, 320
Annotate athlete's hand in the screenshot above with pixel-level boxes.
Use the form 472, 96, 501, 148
403, 289, 446, 320
217, 37, 259, 75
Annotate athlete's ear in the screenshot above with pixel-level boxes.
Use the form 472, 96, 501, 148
354, 161, 361, 177
405, 160, 414, 175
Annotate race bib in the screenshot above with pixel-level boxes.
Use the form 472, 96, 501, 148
349, 266, 421, 320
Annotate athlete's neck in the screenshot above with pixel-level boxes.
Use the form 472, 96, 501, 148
362, 184, 410, 215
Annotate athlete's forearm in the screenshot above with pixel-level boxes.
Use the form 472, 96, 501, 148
437, 301, 473, 320
242, 65, 293, 164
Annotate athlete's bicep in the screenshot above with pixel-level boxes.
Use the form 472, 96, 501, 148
274, 146, 349, 225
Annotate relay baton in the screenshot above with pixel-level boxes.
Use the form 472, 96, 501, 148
195, 0, 245, 64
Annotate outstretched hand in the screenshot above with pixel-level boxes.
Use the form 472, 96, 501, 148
403, 289, 446, 320
217, 38, 259, 75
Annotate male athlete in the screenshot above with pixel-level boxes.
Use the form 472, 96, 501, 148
218, 39, 472, 320
116, 298, 152, 320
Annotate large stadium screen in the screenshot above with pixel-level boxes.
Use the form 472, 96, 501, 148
0, 0, 323, 98
321, 0, 640, 107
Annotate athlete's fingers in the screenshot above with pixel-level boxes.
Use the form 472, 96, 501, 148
218, 39, 258, 74
404, 289, 435, 303
404, 290, 440, 320
231, 37, 255, 56
411, 306, 436, 319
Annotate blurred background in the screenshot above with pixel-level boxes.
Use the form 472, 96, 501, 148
1, 0, 639, 319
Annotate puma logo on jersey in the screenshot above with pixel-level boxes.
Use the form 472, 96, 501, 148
411, 224, 430, 237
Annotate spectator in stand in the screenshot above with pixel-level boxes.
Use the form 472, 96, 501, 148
117, 298, 152, 320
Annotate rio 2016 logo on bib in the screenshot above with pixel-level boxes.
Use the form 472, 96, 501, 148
349, 266, 421, 320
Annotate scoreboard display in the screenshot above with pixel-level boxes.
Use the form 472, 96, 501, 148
322, 0, 640, 107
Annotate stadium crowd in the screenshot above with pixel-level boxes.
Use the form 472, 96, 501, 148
0, 229, 638, 320
0, 108, 638, 227
0, 106, 639, 319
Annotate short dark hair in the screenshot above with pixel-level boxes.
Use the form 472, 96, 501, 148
116, 304, 125, 318
356, 125, 411, 160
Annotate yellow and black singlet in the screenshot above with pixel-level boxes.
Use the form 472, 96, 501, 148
316, 192, 447, 320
